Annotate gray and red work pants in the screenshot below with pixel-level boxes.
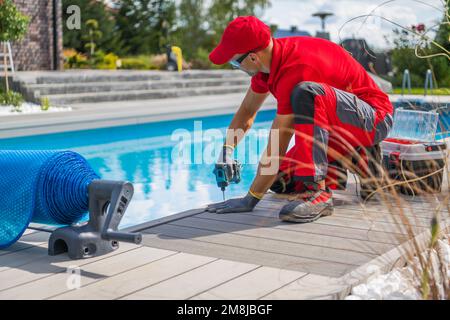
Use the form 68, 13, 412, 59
279, 81, 393, 189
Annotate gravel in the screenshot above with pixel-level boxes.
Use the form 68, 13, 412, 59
0, 102, 71, 116
346, 235, 450, 300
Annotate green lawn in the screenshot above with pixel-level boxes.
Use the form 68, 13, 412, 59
392, 88, 450, 95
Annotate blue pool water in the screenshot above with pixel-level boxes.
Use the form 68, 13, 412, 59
1, 109, 448, 228
0, 110, 276, 228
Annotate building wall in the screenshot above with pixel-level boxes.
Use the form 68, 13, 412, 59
11, 0, 63, 71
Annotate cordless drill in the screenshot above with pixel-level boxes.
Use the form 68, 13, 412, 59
213, 159, 242, 200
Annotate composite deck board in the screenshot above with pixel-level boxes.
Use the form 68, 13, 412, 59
331, 211, 437, 227
0, 231, 49, 257
121, 259, 262, 300
170, 216, 394, 255
0, 243, 138, 292
21, 229, 39, 236
0, 243, 50, 273
141, 233, 354, 277
0, 246, 176, 299
245, 207, 427, 235
257, 198, 446, 219
51, 253, 216, 300
190, 266, 307, 300
260, 274, 348, 300
144, 223, 376, 266
211, 203, 436, 228
195, 212, 408, 244
264, 193, 445, 212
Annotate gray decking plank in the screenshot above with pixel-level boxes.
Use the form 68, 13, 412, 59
246, 207, 426, 235
51, 253, 216, 300
256, 199, 443, 228
141, 233, 354, 277
146, 223, 376, 266
0, 244, 50, 272
190, 266, 307, 300
331, 210, 435, 228
21, 229, 39, 236
0, 231, 50, 256
264, 191, 442, 209
121, 259, 262, 300
195, 212, 407, 244
257, 198, 445, 220
312, 215, 426, 235
170, 216, 394, 255
0, 246, 176, 299
0, 242, 138, 292
260, 273, 350, 300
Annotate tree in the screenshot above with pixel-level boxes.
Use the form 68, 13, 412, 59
433, 3, 450, 53
390, 16, 450, 88
62, 0, 119, 54
171, 0, 208, 60
83, 19, 102, 55
0, 0, 29, 92
115, 0, 176, 55
207, 0, 271, 49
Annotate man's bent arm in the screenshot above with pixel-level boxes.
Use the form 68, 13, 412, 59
249, 114, 294, 198
224, 87, 269, 147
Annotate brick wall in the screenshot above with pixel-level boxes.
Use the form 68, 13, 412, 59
11, 0, 63, 71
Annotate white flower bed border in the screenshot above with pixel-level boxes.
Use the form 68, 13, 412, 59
0, 102, 71, 116
346, 235, 450, 300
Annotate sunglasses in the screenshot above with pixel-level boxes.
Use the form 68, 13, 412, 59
229, 52, 251, 69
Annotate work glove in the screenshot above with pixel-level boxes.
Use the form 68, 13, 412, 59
206, 192, 260, 214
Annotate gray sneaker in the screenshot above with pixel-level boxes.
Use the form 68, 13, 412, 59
279, 188, 334, 223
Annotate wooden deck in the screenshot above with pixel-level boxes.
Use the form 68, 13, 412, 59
0, 174, 448, 300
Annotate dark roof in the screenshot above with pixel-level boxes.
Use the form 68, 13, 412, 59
274, 29, 311, 38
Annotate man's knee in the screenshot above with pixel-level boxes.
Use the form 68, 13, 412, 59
373, 113, 394, 144
290, 81, 325, 124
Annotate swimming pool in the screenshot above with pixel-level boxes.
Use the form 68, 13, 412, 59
0, 110, 276, 228
1, 108, 448, 228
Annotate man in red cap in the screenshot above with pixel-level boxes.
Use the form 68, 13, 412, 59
206, 16, 393, 223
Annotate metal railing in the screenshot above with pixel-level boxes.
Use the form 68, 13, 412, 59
401, 69, 411, 95
402, 69, 435, 96
424, 69, 433, 96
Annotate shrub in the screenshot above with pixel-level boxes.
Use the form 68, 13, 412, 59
95, 52, 119, 70
64, 48, 119, 69
0, 0, 29, 93
64, 49, 89, 69
63, 48, 77, 59
0, 90, 24, 109
119, 58, 149, 70
118, 55, 159, 70
40, 97, 50, 111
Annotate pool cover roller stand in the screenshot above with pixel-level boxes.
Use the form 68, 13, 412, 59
0, 150, 141, 259
49, 180, 142, 259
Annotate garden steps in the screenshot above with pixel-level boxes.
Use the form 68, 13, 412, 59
45, 84, 249, 106
10, 69, 393, 107
23, 78, 250, 96
13, 70, 246, 84
11, 70, 251, 105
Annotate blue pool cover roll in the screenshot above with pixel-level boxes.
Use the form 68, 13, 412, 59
0, 150, 99, 249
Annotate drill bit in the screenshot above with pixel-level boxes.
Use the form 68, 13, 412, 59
221, 187, 226, 201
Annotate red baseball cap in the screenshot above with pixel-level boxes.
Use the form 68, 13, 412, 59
209, 16, 272, 65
